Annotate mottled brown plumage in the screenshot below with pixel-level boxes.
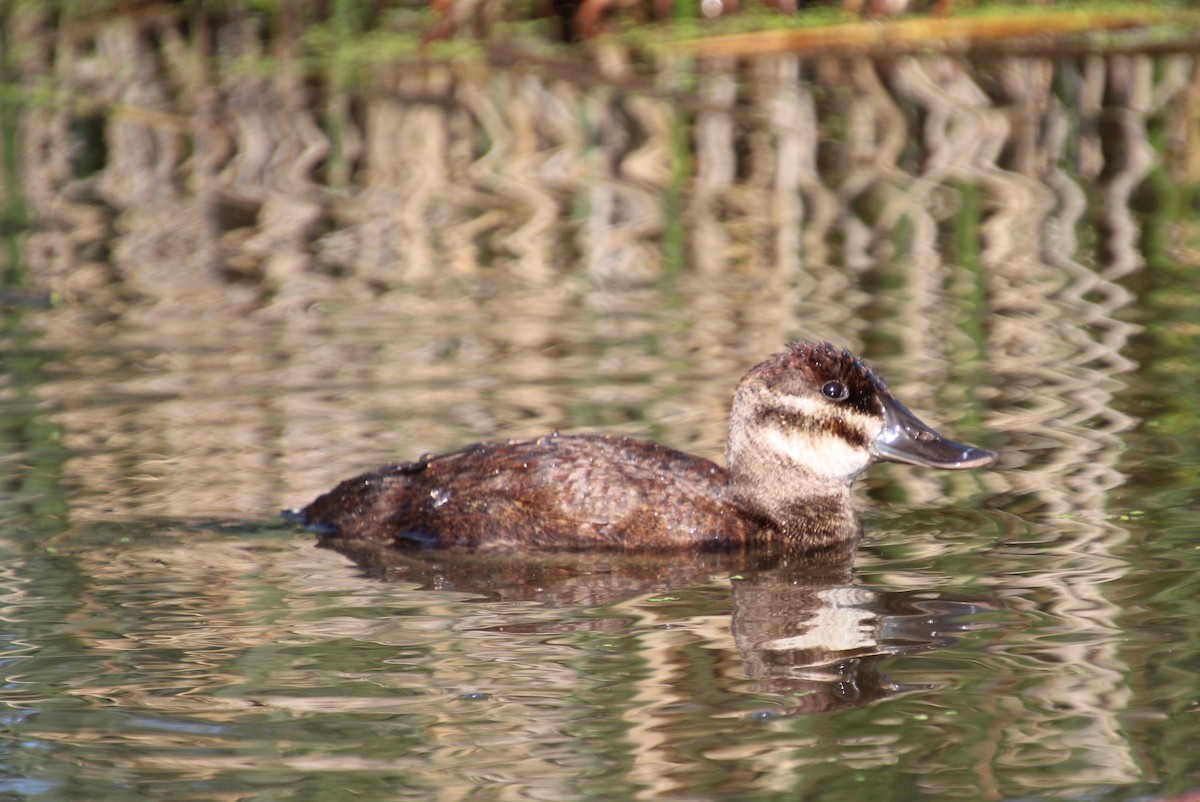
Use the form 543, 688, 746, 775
295, 434, 768, 550
286, 342, 996, 552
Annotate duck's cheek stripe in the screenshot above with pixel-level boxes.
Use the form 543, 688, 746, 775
753, 406, 874, 450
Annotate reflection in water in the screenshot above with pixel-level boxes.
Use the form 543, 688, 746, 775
0, 526, 1001, 800
324, 536, 997, 713
730, 568, 993, 710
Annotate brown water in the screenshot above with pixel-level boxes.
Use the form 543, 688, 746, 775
3, 10, 1200, 801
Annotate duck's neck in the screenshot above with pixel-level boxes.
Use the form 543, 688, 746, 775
725, 418, 864, 549
726, 468, 861, 549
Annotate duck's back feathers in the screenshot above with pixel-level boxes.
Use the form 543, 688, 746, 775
291, 433, 779, 551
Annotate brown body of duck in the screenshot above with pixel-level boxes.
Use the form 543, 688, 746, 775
285, 342, 997, 551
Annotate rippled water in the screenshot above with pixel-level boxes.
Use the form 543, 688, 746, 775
4, 10, 1200, 799
2, 281, 1198, 801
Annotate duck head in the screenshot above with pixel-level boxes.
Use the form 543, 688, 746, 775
726, 342, 996, 524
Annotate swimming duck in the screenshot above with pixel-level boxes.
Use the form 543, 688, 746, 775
285, 342, 996, 552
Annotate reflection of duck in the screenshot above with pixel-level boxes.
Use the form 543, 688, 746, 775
312, 542, 999, 715
286, 342, 995, 551
730, 564, 996, 711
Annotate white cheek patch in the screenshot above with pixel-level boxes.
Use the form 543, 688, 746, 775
763, 415, 878, 480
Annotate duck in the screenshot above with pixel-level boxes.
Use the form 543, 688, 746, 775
284, 342, 996, 552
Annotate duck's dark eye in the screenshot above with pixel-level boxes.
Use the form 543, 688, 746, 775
822, 380, 849, 402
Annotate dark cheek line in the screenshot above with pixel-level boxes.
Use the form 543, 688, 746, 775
753, 407, 872, 450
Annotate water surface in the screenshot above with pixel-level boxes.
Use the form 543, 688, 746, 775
2, 15, 1200, 800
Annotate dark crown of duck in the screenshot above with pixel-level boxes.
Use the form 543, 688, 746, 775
286, 342, 996, 552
